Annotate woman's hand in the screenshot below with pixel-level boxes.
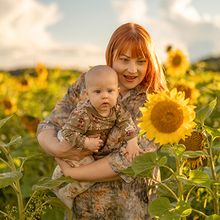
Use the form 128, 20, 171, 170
55, 158, 72, 177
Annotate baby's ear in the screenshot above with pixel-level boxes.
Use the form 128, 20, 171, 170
118, 87, 120, 92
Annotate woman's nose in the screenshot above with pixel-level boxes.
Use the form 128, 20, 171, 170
128, 61, 137, 74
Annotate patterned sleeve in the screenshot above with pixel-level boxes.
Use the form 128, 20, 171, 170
115, 103, 138, 141
61, 107, 90, 150
37, 73, 86, 135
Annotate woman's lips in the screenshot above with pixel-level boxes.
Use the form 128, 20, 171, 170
123, 75, 137, 82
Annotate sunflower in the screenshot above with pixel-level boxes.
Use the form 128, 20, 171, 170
15, 75, 33, 92
179, 130, 206, 169
21, 114, 40, 133
1, 97, 17, 115
35, 63, 48, 88
165, 49, 190, 77
170, 79, 200, 104
138, 89, 196, 145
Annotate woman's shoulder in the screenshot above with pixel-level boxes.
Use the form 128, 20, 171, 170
65, 72, 88, 102
69, 72, 86, 91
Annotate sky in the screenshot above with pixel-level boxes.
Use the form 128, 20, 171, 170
0, 0, 220, 71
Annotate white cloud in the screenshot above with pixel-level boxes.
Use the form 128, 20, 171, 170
112, 0, 220, 62
164, 0, 201, 22
112, 0, 148, 24
0, 0, 60, 49
0, 0, 104, 70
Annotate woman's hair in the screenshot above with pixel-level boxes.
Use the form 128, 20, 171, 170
105, 22, 167, 93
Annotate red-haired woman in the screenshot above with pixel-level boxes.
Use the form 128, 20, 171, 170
37, 22, 167, 219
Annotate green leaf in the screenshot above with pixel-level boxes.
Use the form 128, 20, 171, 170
0, 115, 13, 129
205, 214, 220, 220
196, 98, 217, 125
148, 197, 172, 217
158, 156, 167, 166
160, 213, 180, 220
0, 171, 22, 189
188, 170, 211, 187
122, 166, 135, 176
32, 176, 74, 191
131, 152, 157, 177
175, 201, 192, 217
173, 144, 186, 157
204, 125, 220, 141
182, 150, 209, 159
5, 135, 22, 147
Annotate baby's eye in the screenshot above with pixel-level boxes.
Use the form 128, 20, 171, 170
94, 90, 101, 94
108, 89, 113, 93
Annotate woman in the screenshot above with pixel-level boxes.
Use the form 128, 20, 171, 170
37, 22, 167, 219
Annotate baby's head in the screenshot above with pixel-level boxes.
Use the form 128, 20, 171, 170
85, 65, 119, 116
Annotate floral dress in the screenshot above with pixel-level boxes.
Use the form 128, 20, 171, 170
37, 73, 158, 220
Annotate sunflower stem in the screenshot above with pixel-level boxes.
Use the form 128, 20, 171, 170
176, 157, 184, 201
192, 209, 208, 217
0, 145, 25, 220
206, 135, 219, 215
151, 179, 179, 201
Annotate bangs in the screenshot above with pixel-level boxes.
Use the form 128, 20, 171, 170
115, 37, 148, 59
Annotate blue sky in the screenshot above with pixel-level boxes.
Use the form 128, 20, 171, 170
1, 0, 220, 70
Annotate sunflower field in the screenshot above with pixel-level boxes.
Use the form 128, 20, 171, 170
0, 48, 220, 219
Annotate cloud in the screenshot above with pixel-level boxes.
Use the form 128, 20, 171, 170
0, 0, 104, 70
112, 0, 220, 61
112, 0, 148, 24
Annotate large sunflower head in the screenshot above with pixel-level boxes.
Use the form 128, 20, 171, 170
165, 49, 190, 77
179, 130, 206, 169
170, 79, 200, 104
138, 88, 196, 145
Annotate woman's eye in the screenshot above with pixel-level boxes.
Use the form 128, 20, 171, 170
137, 60, 146, 64
120, 57, 129, 62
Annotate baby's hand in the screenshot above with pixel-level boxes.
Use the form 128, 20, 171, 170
84, 137, 103, 152
125, 137, 143, 162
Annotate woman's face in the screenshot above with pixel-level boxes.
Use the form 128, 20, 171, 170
112, 48, 148, 95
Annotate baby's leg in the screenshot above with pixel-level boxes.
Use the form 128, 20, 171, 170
52, 156, 95, 209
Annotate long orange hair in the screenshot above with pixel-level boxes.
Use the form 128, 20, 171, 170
105, 23, 167, 93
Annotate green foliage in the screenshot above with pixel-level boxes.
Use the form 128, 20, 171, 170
0, 68, 80, 219
125, 95, 220, 219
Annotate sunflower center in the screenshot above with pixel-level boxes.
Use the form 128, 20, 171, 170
179, 131, 204, 151
176, 85, 192, 99
150, 100, 184, 133
3, 100, 12, 109
172, 55, 182, 67
20, 78, 28, 86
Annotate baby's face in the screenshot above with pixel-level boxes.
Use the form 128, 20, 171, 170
86, 74, 119, 116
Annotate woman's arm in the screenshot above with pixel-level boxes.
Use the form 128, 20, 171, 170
37, 128, 91, 160
56, 156, 119, 182
37, 73, 87, 158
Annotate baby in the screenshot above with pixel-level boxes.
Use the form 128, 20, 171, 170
52, 65, 140, 208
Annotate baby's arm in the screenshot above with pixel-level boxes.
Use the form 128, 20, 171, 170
61, 107, 102, 152
115, 103, 142, 161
